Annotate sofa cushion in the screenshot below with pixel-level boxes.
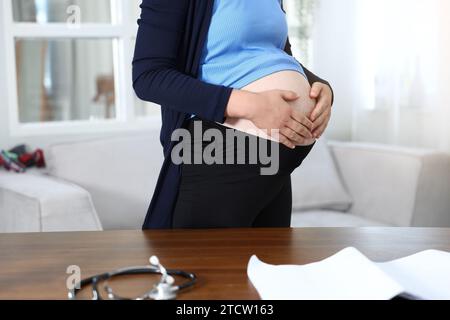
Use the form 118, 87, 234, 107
291, 211, 389, 228
330, 142, 450, 227
46, 133, 164, 230
291, 139, 353, 212
0, 170, 102, 233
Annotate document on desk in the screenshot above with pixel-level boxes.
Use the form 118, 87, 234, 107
247, 247, 450, 300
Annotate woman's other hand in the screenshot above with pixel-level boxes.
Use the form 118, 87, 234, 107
309, 83, 333, 139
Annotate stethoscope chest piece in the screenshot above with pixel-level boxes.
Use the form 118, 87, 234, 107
148, 283, 177, 300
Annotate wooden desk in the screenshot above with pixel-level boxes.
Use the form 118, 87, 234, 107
1, 228, 449, 300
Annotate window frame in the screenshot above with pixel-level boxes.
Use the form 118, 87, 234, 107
2, 0, 160, 137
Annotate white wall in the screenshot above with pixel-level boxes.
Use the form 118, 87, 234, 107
0, 4, 11, 150
437, 0, 450, 152
312, 0, 358, 141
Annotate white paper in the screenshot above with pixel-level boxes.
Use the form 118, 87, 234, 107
247, 247, 450, 300
377, 250, 450, 300
247, 247, 404, 300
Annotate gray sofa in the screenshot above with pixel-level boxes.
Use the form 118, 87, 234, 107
1, 132, 449, 233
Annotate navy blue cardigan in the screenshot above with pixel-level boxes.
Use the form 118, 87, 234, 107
133, 0, 332, 229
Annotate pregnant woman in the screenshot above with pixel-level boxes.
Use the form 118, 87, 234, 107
133, 0, 334, 229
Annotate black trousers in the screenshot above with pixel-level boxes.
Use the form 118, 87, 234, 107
172, 118, 315, 229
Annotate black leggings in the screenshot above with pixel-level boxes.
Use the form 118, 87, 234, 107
172, 118, 315, 229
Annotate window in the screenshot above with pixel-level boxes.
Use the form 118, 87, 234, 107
2, 0, 159, 136
350, 0, 445, 150
2, 0, 316, 136
355, 0, 438, 111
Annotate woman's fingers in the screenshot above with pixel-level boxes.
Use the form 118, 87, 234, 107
313, 116, 331, 139
310, 95, 332, 122
279, 133, 296, 149
286, 119, 313, 139
312, 107, 331, 131
279, 118, 318, 147
281, 117, 318, 146
310, 83, 324, 100
310, 101, 328, 122
310, 83, 332, 122
281, 127, 304, 146
291, 110, 314, 131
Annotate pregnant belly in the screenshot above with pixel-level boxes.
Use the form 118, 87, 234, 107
223, 70, 316, 146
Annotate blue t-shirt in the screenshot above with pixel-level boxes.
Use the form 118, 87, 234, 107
198, 0, 306, 89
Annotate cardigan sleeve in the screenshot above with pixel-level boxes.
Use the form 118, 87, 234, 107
132, 0, 233, 123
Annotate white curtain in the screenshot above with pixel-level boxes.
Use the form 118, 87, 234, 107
313, 0, 450, 153
353, 0, 441, 149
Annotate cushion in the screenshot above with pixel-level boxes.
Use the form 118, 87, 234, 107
291, 211, 389, 228
0, 170, 102, 233
291, 139, 352, 212
45, 133, 164, 230
330, 142, 450, 227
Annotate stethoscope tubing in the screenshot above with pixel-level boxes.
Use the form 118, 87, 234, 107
68, 266, 197, 300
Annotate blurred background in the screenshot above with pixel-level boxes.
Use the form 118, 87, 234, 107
0, 0, 449, 151
0, 0, 449, 233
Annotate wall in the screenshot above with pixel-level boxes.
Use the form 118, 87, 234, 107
0, 4, 11, 149
437, 0, 450, 152
312, 0, 358, 141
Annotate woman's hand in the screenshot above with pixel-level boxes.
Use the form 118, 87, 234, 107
226, 89, 314, 149
309, 83, 333, 139
249, 90, 314, 149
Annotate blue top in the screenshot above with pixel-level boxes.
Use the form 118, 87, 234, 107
198, 0, 306, 89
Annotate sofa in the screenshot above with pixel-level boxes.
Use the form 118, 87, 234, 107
1, 131, 450, 233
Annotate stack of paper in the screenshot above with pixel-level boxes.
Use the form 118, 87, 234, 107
247, 247, 450, 300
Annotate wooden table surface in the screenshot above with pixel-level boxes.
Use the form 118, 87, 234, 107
1, 228, 450, 300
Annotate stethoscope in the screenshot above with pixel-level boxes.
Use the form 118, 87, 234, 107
68, 256, 197, 300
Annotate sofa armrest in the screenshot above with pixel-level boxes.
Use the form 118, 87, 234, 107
328, 142, 450, 227
0, 171, 102, 233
